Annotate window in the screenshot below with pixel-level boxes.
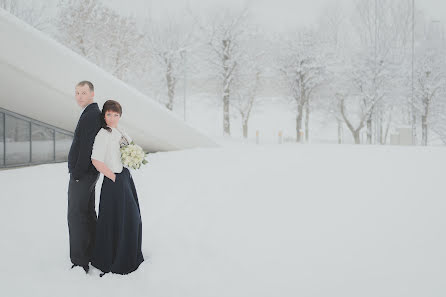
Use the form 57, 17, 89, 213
55, 131, 73, 161
0, 108, 73, 167
5, 114, 30, 165
32, 123, 55, 163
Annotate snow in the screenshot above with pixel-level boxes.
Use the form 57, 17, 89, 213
1, 141, 445, 297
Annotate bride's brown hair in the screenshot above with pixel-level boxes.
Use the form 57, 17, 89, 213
101, 100, 122, 132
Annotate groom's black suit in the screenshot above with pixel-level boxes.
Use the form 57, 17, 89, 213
67, 102, 101, 267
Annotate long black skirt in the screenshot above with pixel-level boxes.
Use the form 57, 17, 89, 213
91, 167, 144, 275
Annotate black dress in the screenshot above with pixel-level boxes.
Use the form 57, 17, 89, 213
91, 133, 144, 275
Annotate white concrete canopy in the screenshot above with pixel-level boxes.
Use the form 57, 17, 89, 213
0, 9, 218, 152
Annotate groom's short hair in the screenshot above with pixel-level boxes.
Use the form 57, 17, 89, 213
76, 80, 94, 92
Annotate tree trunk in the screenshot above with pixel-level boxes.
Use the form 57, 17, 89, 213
339, 97, 364, 145
305, 101, 310, 142
242, 118, 248, 138
165, 60, 175, 111
366, 114, 372, 144
353, 130, 361, 144
379, 116, 383, 144
383, 112, 392, 145
421, 114, 428, 146
374, 105, 383, 144
296, 102, 304, 142
412, 113, 417, 145
337, 119, 343, 144
222, 39, 231, 136
223, 93, 230, 135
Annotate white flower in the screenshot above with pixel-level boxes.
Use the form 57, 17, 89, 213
120, 142, 148, 170
121, 142, 147, 169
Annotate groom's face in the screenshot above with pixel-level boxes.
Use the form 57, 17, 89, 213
75, 84, 94, 108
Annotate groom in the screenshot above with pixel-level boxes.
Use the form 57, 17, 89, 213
67, 81, 101, 274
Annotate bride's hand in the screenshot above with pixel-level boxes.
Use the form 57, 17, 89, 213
112, 173, 116, 182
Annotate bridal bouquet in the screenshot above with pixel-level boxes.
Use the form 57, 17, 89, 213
120, 141, 148, 169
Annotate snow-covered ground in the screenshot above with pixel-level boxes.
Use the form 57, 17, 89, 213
0, 141, 445, 297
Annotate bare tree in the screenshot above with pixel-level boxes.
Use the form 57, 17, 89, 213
330, 54, 381, 144
414, 47, 445, 145
232, 49, 264, 138
97, 10, 143, 80
352, 0, 413, 144
56, 0, 102, 59
431, 106, 446, 145
337, 91, 377, 144
194, 7, 250, 136
0, 0, 51, 31
56, 0, 143, 81
141, 19, 195, 111
278, 29, 326, 142
350, 51, 388, 144
317, 3, 349, 144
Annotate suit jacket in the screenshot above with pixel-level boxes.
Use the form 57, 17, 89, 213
68, 102, 102, 179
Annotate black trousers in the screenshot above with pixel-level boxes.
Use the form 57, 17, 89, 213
67, 173, 99, 266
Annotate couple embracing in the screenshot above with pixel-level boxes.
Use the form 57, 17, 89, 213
67, 81, 144, 277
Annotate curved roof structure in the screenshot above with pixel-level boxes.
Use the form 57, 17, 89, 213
0, 9, 218, 152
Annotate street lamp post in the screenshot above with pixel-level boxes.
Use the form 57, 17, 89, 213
411, 0, 416, 145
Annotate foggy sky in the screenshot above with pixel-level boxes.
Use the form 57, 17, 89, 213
106, 0, 446, 32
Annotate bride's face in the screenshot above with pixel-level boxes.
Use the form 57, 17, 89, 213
105, 110, 121, 128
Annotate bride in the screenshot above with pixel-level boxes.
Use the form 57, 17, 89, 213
90, 99, 144, 277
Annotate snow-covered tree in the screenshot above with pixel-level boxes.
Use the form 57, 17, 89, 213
277, 29, 326, 142
337, 95, 366, 144
413, 46, 446, 145
196, 7, 250, 136
56, 0, 143, 80
96, 10, 143, 81
141, 19, 195, 111
56, 0, 102, 59
0, 0, 51, 31
317, 3, 350, 144
232, 32, 266, 138
431, 103, 446, 144
350, 0, 413, 144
